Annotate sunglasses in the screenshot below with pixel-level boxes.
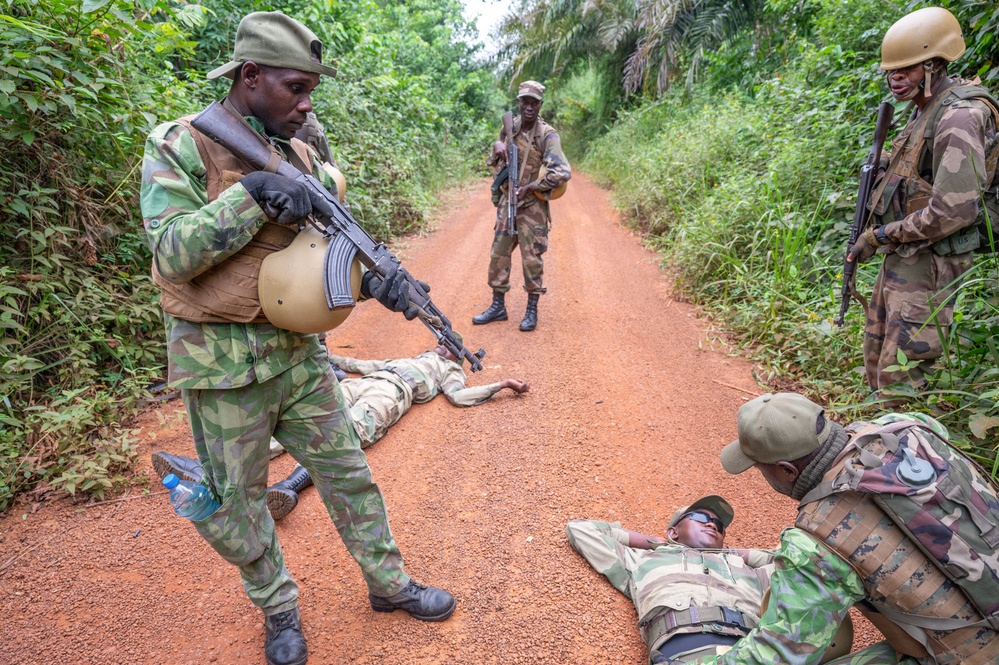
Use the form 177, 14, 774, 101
678, 510, 726, 534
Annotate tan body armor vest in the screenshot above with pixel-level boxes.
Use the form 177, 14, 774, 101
151, 110, 313, 324
508, 117, 557, 209
874, 79, 999, 256
796, 426, 999, 665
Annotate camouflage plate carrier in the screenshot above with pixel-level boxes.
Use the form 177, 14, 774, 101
795, 415, 999, 664
874, 81, 999, 255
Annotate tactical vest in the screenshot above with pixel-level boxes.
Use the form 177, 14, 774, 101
873, 80, 999, 256
507, 116, 558, 209
151, 105, 314, 324
796, 419, 999, 665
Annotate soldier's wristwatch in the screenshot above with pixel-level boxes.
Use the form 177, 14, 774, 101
875, 226, 889, 245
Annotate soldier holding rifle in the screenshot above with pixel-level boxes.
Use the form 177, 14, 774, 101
474, 80, 571, 332
141, 12, 455, 665
843, 7, 997, 394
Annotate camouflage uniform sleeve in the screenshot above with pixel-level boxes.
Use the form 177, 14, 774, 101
328, 354, 389, 375
443, 381, 505, 407
697, 528, 866, 665
885, 99, 995, 245
566, 519, 635, 598
140, 121, 267, 284
538, 131, 571, 190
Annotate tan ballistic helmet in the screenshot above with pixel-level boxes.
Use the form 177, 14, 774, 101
258, 225, 362, 333
761, 588, 854, 662
533, 164, 568, 201
880, 7, 965, 71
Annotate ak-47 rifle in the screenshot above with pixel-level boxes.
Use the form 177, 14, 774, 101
191, 101, 486, 371
502, 111, 518, 234
834, 101, 895, 327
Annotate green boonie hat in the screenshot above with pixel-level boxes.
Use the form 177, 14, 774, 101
721, 393, 830, 474
518, 80, 546, 100
207, 11, 338, 81
668, 495, 734, 530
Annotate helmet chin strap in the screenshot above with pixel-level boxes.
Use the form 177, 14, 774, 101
923, 60, 934, 95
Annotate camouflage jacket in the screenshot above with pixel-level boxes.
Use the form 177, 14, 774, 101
697, 414, 961, 665
141, 107, 338, 390
487, 115, 571, 204
879, 78, 997, 258
566, 519, 774, 648
328, 352, 505, 406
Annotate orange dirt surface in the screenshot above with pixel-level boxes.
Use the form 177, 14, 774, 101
0, 174, 879, 664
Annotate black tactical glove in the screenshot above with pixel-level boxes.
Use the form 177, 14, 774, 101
848, 226, 883, 264
360, 267, 430, 321
240, 171, 312, 225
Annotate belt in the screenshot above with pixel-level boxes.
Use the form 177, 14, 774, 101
641, 605, 756, 653
382, 365, 420, 392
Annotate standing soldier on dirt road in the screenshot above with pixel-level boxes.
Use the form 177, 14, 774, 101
847, 7, 998, 394
140, 11, 455, 665
473, 80, 571, 332
699, 392, 999, 665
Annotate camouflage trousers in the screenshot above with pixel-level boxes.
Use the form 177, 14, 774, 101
824, 641, 926, 664
487, 197, 550, 294
339, 370, 414, 448
181, 350, 409, 615
863, 250, 973, 390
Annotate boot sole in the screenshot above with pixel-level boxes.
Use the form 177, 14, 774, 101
265, 649, 307, 665
267, 488, 298, 521
472, 315, 508, 325
519, 324, 536, 332
369, 598, 457, 622
150, 452, 201, 484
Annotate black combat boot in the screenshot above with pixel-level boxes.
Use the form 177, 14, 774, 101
369, 580, 456, 622
151, 451, 204, 484
519, 293, 539, 332
264, 607, 308, 665
472, 291, 507, 325
266, 465, 314, 520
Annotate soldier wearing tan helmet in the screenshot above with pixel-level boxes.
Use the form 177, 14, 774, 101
847, 7, 998, 394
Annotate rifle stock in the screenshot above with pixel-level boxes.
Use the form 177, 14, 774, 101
834, 101, 895, 327
502, 111, 518, 235
191, 101, 486, 371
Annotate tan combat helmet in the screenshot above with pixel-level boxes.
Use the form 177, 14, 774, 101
880, 7, 966, 71
258, 225, 362, 333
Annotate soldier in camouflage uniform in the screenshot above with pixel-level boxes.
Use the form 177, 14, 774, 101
473, 80, 571, 332
702, 392, 999, 665
847, 7, 998, 392
567, 496, 777, 663
140, 12, 454, 665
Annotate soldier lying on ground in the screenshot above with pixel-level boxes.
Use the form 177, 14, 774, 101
154, 342, 528, 519
567, 497, 854, 664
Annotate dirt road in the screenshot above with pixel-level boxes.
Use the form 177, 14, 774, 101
0, 175, 869, 664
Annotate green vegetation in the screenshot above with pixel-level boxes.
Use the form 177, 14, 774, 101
502, 0, 999, 467
1, 0, 501, 512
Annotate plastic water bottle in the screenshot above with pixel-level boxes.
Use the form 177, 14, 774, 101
162, 473, 220, 520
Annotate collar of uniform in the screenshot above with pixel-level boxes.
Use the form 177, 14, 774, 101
239, 113, 294, 150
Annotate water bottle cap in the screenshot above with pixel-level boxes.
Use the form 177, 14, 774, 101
162, 474, 180, 489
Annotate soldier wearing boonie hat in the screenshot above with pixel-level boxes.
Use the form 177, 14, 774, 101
473, 78, 572, 332
140, 11, 456, 665
707, 391, 999, 664
567, 494, 779, 664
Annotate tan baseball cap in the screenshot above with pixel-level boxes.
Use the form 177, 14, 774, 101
518, 80, 546, 100
721, 393, 830, 474
207, 11, 338, 81
668, 495, 734, 530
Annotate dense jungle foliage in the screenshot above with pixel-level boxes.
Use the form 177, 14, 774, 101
1, 0, 504, 511
499, 0, 999, 470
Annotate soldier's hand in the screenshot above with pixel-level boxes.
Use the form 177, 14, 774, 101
517, 181, 539, 200
493, 141, 508, 162
847, 226, 882, 264
501, 379, 529, 394
361, 268, 430, 321
240, 172, 312, 225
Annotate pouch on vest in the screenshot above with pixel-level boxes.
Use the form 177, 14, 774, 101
873, 172, 906, 224
803, 419, 999, 627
